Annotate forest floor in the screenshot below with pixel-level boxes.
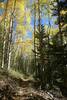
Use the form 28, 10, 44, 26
0, 68, 67, 100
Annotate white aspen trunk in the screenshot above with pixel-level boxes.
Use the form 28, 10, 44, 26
1, 18, 7, 69
1, 39, 6, 68
8, 0, 16, 70
7, 19, 12, 70
8, 51, 11, 70
1, 0, 9, 69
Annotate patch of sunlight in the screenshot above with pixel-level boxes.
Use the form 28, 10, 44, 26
8, 68, 34, 81
8, 68, 24, 79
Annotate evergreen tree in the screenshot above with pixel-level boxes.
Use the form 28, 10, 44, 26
49, 0, 67, 94
34, 24, 49, 89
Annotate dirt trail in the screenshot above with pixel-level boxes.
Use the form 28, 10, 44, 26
0, 70, 67, 100
0, 77, 52, 100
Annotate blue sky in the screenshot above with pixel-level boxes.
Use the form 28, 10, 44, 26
0, 8, 4, 15
0, 0, 7, 3
26, 15, 55, 39
0, 0, 57, 40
